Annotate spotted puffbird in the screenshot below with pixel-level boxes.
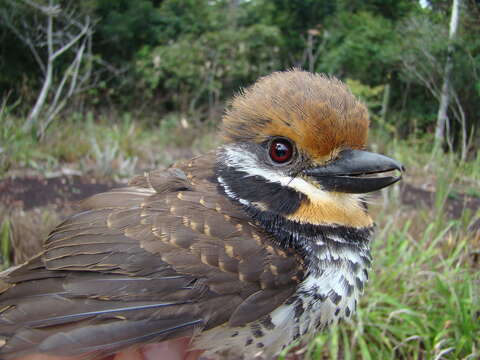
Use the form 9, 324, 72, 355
0, 70, 404, 359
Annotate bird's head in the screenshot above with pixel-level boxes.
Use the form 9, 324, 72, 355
217, 70, 403, 230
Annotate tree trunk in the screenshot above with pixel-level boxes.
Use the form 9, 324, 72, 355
380, 78, 391, 123
23, 3, 54, 132
434, 0, 461, 149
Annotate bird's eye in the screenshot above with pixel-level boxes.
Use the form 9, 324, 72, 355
269, 138, 294, 164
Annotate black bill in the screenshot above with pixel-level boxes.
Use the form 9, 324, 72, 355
304, 149, 405, 193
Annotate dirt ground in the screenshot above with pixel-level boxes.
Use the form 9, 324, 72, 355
0, 175, 116, 211
0, 174, 479, 264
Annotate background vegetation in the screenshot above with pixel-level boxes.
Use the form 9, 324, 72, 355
1, 0, 479, 154
0, 0, 478, 359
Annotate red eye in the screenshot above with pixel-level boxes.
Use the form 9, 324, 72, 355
269, 138, 294, 164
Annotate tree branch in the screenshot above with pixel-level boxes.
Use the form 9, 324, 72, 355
51, 15, 90, 61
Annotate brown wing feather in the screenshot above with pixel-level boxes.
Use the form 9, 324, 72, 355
0, 154, 303, 358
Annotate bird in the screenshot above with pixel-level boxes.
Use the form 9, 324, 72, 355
0, 70, 403, 360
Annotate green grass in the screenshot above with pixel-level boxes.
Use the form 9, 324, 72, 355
0, 110, 219, 178
0, 218, 11, 269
